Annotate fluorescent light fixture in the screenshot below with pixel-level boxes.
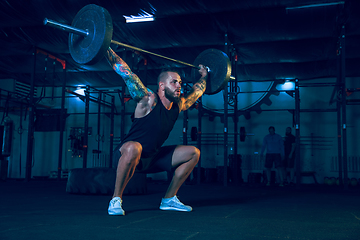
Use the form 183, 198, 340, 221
286, 1, 344, 10
74, 87, 85, 97
280, 81, 295, 91
124, 11, 154, 23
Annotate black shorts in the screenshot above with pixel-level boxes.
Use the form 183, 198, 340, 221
265, 153, 282, 168
113, 145, 177, 174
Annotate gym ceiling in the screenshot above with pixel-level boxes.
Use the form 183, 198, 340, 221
0, 0, 359, 88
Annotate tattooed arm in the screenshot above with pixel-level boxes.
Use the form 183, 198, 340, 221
106, 48, 156, 117
106, 48, 148, 102
179, 65, 207, 112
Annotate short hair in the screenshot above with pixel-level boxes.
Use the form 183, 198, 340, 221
269, 126, 275, 131
157, 68, 181, 84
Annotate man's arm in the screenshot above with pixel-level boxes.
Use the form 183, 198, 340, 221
179, 65, 207, 111
289, 142, 296, 157
106, 48, 148, 102
279, 135, 285, 158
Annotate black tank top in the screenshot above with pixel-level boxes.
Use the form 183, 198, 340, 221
120, 94, 179, 158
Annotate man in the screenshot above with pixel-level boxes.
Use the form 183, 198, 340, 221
283, 127, 296, 185
106, 47, 208, 215
260, 126, 285, 186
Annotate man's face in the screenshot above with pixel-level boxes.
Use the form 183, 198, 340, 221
269, 128, 275, 135
163, 72, 182, 103
286, 127, 291, 136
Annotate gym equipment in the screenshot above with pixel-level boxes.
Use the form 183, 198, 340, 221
329, 177, 336, 186
350, 178, 358, 187
44, 4, 233, 95
248, 172, 262, 184
43, 5, 112, 65
68, 5, 113, 65
192, 49, 231, 95
66, 167, 147, 195
1, 117, 13, 157
323, 177, 330, 185
300, 171, 318, 184
335, 177, 340, 186
239, 127, 254, 142
190, 126, 253, 142
191, 126, 198, 141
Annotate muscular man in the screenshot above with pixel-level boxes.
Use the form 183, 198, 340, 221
260, 126, 285, 187
106, 48, 208, 215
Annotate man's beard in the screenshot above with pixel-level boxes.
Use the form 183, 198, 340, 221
286, 132, 291, 136
164, 87, 181, 104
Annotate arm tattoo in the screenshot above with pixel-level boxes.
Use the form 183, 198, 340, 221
182, 77, 206, 110
107, 48, 147, 101
194, 78, 206, 92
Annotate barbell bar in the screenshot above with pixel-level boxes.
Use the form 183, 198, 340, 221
44, 18, 89, 37
44, 18, 205, 70
111, 40, 203, 70
43, 18, 235, 73
43, 4, 234, 94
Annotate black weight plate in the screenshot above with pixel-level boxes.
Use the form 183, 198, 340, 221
69, 4, 113, 65
192, 49, 231, 95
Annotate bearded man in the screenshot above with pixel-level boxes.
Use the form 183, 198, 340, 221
106, 47, 208, 216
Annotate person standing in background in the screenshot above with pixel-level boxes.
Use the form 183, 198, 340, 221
283, 127, 296, 185
260, 126, 285, 186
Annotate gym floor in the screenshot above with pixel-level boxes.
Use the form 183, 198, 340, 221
1, 179, 360, 240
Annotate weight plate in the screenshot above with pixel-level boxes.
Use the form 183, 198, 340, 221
69, 4, 113, 65
192, 49, 231, 95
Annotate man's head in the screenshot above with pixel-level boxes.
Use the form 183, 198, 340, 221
268, 126, 275, 135
158, 69, 182, 103
286, 127, 292, 136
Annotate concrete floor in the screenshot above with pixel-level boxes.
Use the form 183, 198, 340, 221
1, 179, 360, 240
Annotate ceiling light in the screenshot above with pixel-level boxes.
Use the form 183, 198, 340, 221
74, 88, 85, 96
123, 11, 154, 23
279, 81, 295, 91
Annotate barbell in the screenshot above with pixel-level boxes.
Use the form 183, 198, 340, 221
190, 126, 254, 142
43, 4, 233, 95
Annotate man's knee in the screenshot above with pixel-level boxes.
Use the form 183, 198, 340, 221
118, 141, 142, 165
191, 146, 200, 162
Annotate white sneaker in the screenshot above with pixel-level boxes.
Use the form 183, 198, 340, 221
159, 196, 192, 212
108, 197, 125, 216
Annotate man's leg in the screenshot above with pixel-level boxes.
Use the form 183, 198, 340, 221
283, 168, 288, 183
275, 154, 284, 186
266, 168, 272, 184
164, 145, 200, 198
159, 145, 200, 212
289, 168, 295, 183
108, 141, 142, 216
282, 156, 289, 183
265, 154, 272, 185
288, 156, 296, 184
113, 141, 142, 199
276, 167, 284, 186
